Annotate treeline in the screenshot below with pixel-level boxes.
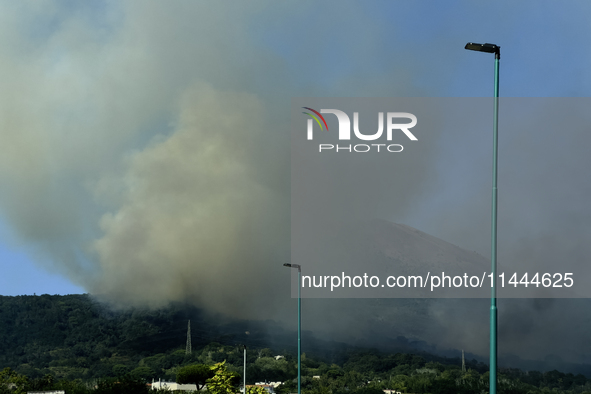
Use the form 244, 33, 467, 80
0, 294, 345, 381
1, 295, 591, 393
0, 368, 153, 394
284, 350, 591, 394
2, 343, 591, 394
0, 294, 270, 380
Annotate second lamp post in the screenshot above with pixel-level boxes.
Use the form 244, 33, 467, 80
284, 263, 301, 394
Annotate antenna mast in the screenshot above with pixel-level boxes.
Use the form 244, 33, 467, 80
186, 320, 192, 355
462, 349, 466, 372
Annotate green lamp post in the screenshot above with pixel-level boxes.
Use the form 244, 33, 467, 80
284, 263, 301, 394
464, 41, 500, 394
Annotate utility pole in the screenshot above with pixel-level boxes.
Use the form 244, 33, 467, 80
462, 350, 466, 373
243, 345, 247, 394
186, 320, 192, 355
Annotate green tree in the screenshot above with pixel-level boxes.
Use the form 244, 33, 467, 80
94, 375, 148, 394
228, 371, 242, 387
0, 367, 29, 394
177, 364, 214, 390
27, 374, 55, 392
389, 375, 408, 393
247, 386, 268, 394
53, 379, 92, 394
207, 361, 238, 394
131, 366, 155, 381
113, 364, 131, 377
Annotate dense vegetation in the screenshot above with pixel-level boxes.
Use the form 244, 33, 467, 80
1, 294, 591, 394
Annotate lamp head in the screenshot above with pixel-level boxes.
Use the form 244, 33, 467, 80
465, 42, 500, 58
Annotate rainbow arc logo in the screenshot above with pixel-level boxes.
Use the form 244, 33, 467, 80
302, 107, 328, 131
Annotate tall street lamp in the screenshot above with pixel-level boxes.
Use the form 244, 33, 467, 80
464, 41, 500, 394
284, 263, 301, 394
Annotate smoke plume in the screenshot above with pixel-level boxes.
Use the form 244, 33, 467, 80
1, 1, 591, 367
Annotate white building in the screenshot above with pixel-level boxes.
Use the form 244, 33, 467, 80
255, 382, 282, 389
246, 383, 282, 394
151, 380, 198, 391
27, 392, 66, 394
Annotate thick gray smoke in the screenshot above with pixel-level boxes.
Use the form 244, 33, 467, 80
396, 98, 591, 364
0, 1, 425, 315
1, 1, 591, 367
0, 1, 298, 315
91, 84, 289, 314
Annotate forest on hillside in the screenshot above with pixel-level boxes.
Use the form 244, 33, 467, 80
0, 294, 590, 394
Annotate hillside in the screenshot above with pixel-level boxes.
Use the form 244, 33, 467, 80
0, 294, 259, 380
1, 294, 591, 394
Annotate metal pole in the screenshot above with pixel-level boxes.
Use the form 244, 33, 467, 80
243, 345, 247, 394
297, 267, 301, 394
283, 262, 302, 394
489, 51, 500, 394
